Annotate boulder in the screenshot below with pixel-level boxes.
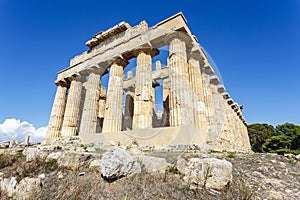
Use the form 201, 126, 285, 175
47, 151, 64, 161
89, 159, 101, 173
0, 177, 18, 197
25, 148, 47, 162
100, 147, 141, 179
16, 177, 42, 200
175, 156, 188, 174
134, 154, 169, 173
56, 153, 81, 170
183, 158, 232, 190
0, 177, 41, 199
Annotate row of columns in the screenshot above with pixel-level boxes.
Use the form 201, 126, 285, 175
45, 35, 247, 143
45, 49, 159, 139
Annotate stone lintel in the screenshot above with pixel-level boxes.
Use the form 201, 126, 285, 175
123, 67, 169, 89
86, 22, 132, 49
58, 19, 194, 81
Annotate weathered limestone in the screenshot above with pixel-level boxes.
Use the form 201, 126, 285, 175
162, 78, 170, 126
132, 49, 158, 130
45, 81, 68, 138
183, 158, 232, 190
188, 56, 208, 132
167, 35, 194, 127
98, 86, 107, 130
79, 71, 101, 135
61, 74, 83, 137
123, 88, 134, 130
100, 147, 141, 179
44, 13, 251, 152
102, 59, 128, 133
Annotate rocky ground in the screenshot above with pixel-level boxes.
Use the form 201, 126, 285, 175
0, 141, 299, 200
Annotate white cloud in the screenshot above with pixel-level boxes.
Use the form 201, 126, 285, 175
0, 118, 47, 143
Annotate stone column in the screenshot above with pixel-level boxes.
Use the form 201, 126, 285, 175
132, 49, 158, 130
45, 80, 68, 138
61, 74, 83, 137
98, 86, 107, 124
167, 36, 194, 127
123, 88, 134, 130
202, 74, 215, 142
79, 70, 101, 135
188, 56, 208, 132
123, 71, 134, 130
162, 78, 170, 126
96, 87, 107, 132
102, 59, 128, 133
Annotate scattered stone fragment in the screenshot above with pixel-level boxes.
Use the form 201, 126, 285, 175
135, 154, 169, 173
183, 158, 232, 190
25, 135, 30, 146
100, 147, 141, 180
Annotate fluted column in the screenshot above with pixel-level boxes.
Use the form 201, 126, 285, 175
79, 71, 101, 135
95, 86, 107, 132
98, 87, 107, 119
162, 78, 170, 126
123, 89, 134, 130
188, 57, 208, 132
61, 74, 83, 137
167, 36, 194, 127
102, 59, 128, 133
45, 80, 68, 138
202, 74, 215, 142
132, 49, 158, 130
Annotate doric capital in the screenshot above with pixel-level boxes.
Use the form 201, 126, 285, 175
217, 85, 225, 93
112, 57, 129, 68
133, 48, 159, 58
164, 31, 193, 47
65, 73, 85, 82
188, 42, 203, 60
209, 75, 220, 85
227, 98, 234, 105
81, 63, 107, 77
222, 93, 230, 100
55, 79, 69, 87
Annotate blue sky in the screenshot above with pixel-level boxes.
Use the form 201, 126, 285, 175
0, 0, 299, 137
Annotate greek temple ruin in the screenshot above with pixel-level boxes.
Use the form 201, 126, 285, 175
43, 13, 251, 152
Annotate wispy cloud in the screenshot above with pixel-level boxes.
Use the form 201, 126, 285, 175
0, 118, 47, 143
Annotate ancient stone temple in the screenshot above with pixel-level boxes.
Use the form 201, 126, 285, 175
43, 13, 251, 152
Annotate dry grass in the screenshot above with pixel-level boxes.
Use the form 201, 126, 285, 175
0, 152, 257, 200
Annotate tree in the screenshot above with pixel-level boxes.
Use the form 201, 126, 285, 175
263, 134, 291, 154
247, 123, 276, 152
262, 123, 300, 155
